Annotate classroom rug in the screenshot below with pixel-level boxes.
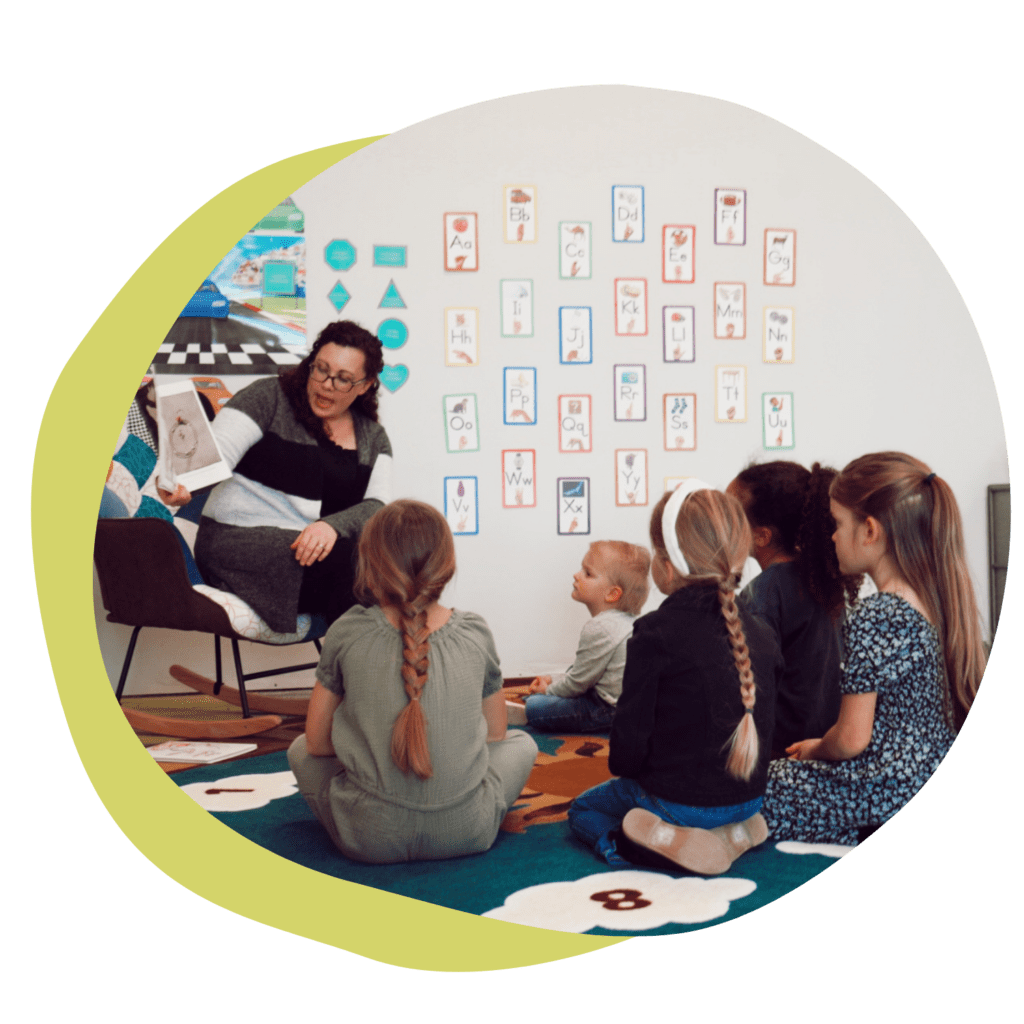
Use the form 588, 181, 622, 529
169, 726, 853, 936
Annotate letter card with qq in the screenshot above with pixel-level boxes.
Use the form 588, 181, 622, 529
613, 364, 646, 421
714, 283, 746, 339
615, 278, 648, 336
612, 186, 644, 242
663, 393, 696, 451
557, 478, 590, 535
502, 449, 536, 508
503, 367, 537, 425
762, 392, 795, 450
444, 213, 478, 272
764, 229, 796, 286
559, 221, 592, 279
558, 394, 592, 453
444, 477, 479, 536
662, 225, 695, 283
714, 189, 746, 245
504, 185, 537, 243
500, 279, 534, 337
443, 393, 479, 453
663, 306, 695, 363
715, 365, 747, 423
559, 306, 593, 364
763, 306, 794, 363
615, 449, 648, 507
444, 307, 479, 367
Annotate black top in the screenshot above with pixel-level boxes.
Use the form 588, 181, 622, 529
609, 583, 783, 807
741, 562, 842, 753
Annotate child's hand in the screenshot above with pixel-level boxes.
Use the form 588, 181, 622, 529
529, 676, 551, 694
786, 739, 822, 761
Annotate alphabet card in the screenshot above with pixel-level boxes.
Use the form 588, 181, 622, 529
764, 229, 796, 286
503, 366, 537, 425
504, 185, 536, 243
615, 278, 648, 336
714, 189, 746, 245
662, 225, 696, 282
763, 306, 794, 363
615, 449, 648, 506
612, 185, 645, 242
444, 476, 479, 535
444, 213, 478, 271
559, 221, 592, 279
663, 393, 697, 451
614, 364, 646, 421
715, 365, 747, 422
501, 279, 534, 337
558, 394, 592, 453
557, 478, 590, 535
443, 393, 480, 453
444, 307, 479, 367
714, 282, 746, 339
502, 449, 536, 508
762, 392, 795, 449
663, 306, 695, 362
559, 306, 593, 364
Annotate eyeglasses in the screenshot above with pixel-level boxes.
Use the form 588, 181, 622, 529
310, 362, 369, 392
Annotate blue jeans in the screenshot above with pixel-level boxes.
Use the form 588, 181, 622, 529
568, 777, 763, 866
525, 689, 616, 733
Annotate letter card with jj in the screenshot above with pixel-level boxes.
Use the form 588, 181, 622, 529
501, 279, 534, 337
715, 365, 747, 422
714, 282, 746, 339
558, 394, 592, 453
663, 393, 696, 451
502, 449, 536, 508
559, 221, 592, 279
503, 367, 537, 425
662, 225, 696, 283
714, 189, 746, 245
762, 392, 795, 450
444, 213, 478, 272
557, 478, 590, 535
763, 306, 794, 363
559, 306, 593, 364
764, 229, 796, 286
444, 307, 479, 367
443, 393, 479, 453
444, 476, 479, 536
613, 364, 646, 421
615, 278, 648, 336
612, 185, 644, 242
663, 306, 695, 362
615, 449, 648, 507
504, 185, 537, 243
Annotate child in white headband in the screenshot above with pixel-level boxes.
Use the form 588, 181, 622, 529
567, 481, 783, 874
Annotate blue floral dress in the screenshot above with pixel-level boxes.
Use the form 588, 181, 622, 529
763, 592, 957, 845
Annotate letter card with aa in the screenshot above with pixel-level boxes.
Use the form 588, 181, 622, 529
444, 476, 479, 536
663, 306, 695, 362
558, 394, 592, 452
444, 213, 478, 271
715, 365, 747, 422
503, 367, 537, 425
504, 185, 536, 243
763, 306, 794, 363
615, 449, 648, 506
763, 392, 795, 450
557, 478, 590, 535
662, 225, 695, 282
559, 221, 592, 279
443, 393, 480, 453
663, 393, 696, 451
559, 306, 593, 364
502, 450, 536, 508
615, 278, 648, 336
501, 279, 534, 337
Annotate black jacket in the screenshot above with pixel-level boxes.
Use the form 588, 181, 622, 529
609, 583, 783, 807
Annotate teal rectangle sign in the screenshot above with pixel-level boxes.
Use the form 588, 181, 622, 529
264, 261, 296, 295
373, 245, 407, 267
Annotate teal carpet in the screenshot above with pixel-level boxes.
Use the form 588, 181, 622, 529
170, 728, 849, 936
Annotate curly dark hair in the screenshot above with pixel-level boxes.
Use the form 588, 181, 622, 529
278, 320, 385, 439
733, 460, 862, 619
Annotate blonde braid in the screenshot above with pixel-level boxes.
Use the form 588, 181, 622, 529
718, 575, 759, 781
390, 591, 433, 779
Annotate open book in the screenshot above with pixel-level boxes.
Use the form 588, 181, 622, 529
154, 377, 233, 492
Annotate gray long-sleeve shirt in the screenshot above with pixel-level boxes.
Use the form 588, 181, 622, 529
546, 609, 636, 706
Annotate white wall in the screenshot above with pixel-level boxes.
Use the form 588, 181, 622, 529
96, 86, 1007, 693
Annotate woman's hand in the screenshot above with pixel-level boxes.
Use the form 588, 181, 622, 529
529, 676, 551, 694
290, 521, 338, 567
157, 483, 192, 507
786, 738, 823, 761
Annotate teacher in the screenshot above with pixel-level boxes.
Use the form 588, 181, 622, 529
195, 320, 392, 634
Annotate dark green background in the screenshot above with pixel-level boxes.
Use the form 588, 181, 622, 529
8, 2, 1015, 1015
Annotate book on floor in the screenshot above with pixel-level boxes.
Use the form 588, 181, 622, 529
146, 741, 258, 764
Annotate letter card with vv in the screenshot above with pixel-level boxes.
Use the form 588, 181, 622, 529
444, 477, 479, 535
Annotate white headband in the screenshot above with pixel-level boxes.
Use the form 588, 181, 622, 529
661, 478, 715, 576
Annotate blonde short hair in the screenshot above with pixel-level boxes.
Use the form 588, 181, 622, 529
590, 540, 651, 615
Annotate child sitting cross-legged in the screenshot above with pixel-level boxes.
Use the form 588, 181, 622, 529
506, 541, 651, 733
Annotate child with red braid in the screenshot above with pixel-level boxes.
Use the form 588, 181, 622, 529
288, 499, 538, 863
568, 481, 783, 875
727, 461, 864, 757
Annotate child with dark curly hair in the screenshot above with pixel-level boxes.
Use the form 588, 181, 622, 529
727, 461, 863, 757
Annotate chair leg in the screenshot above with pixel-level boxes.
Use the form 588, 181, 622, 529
230, 638, 253, 718
115, 625, 142, 702
213, 634, 223, 696
313, 638, 322, 654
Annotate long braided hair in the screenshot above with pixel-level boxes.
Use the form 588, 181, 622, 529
831, 452, 985, 731
353, 500, 456, 779
733, 460, 862, 618
650, 488, 759, 780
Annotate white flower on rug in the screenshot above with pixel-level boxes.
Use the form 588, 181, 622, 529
776, 841, 853, 859
483, 870, 756, 933
179, 770, 298, 812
